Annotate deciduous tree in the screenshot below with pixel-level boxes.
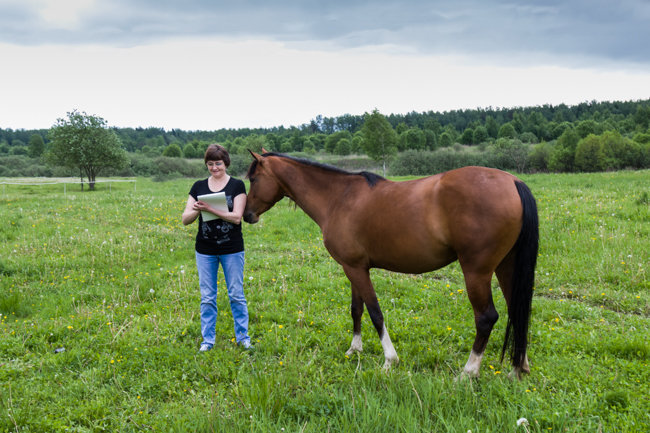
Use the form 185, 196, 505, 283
162, 143, 182, 158
28, 134, 45, 158
360, 109, 397, 176
47, 110, 128, 190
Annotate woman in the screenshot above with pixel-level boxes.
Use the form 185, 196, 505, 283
182, 144, 252, 351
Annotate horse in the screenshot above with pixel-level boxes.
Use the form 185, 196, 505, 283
243, 151, 538, 379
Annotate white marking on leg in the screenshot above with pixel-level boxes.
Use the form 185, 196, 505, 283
380, 324, 399, 371
508, 353, 530, 380
462, 350, 484, 378
346, 333, 363, 356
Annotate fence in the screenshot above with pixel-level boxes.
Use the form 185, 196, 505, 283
1, 178, 137, 197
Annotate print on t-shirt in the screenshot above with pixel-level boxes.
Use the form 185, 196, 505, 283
200, 219, 233, 245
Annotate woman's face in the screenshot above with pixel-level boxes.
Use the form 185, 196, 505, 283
206, 160, 226, 178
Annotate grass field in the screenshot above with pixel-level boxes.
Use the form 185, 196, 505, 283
1, 170, 648, 432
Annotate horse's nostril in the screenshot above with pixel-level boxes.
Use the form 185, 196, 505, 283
243, 212, 257, 224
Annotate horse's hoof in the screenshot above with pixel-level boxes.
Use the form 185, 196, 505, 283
507, 367, 528, 381
381, 356, 399, 372
345, 347, 360, 356
455, 370, 478, 382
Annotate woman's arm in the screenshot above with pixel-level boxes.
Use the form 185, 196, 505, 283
182, 195, 200, 225
192, 193, 247, 225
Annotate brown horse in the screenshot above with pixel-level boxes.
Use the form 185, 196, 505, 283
244, 151, 538, 378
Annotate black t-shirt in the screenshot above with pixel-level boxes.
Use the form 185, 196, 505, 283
189, 177, 246, 255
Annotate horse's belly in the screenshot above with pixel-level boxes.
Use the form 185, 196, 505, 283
370, 248, 457, 274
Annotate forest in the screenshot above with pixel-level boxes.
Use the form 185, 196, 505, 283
1, 98, 649, 177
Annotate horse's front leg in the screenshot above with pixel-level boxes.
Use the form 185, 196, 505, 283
343, 265, 399, 370
345, 289, 364, 356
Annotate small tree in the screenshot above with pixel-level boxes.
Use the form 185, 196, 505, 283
400, 128, 426, 151
498, 123, 517, 139
548, 128, 579, 172
47, 110, 128, 190
574, 134, 604, 172
439, 132, 453, 147
472, 126, 488, 144
334, 138, 352, 155
325, 131, 352, 153
360, 109, 397, 176
162, 143, 182, 158
28, 134, 45, 158
460, 127, 474, 145
182, 142, 198, 158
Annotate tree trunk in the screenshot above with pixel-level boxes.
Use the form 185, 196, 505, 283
85, 166, 96, 191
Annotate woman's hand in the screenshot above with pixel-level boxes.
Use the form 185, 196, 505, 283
182, 194, 246, 225
192, 200, 211, 212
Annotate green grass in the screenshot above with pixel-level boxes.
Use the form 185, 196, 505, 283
1, 171, 648, 432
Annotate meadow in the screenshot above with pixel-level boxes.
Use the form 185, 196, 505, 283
1, 170, 648, 432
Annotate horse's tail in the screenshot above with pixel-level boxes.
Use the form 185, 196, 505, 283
501, 180, 539, 368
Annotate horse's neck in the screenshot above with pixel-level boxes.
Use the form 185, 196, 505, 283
278, 163, 349, 226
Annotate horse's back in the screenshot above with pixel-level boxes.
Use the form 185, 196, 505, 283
337, 166, 524, 273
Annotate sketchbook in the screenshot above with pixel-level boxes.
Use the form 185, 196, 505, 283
196, 192, 228, 221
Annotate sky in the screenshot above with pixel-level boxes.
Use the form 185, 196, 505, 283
1, 0, 649, 131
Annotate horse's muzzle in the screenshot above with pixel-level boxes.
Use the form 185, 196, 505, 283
243, 211, 258, 224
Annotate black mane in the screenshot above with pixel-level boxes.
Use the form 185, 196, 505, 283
247, 152, 385, 187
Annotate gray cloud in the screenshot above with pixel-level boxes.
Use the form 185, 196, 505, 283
1, 0, 649, 65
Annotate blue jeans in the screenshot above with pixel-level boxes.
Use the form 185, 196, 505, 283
195, 251, 250, 346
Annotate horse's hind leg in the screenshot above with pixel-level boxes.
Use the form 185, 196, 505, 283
345, 289, 364, 356
343, 265, 399, 370
461, 271, 499, 378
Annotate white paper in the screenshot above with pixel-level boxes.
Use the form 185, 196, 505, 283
196, 192, 228, 221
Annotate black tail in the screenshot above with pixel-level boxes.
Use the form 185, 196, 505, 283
502, 180, 539, 369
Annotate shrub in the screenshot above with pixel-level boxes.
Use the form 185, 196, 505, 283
182, 143, 198, 158
124, 153, 157, 177
152, 156, 205, 181
0, 155, 53, 177
548, 145, 575, 172
487, 139, 529, 172
528, 141, 553, 172
229, 154, 252, 177
439, 132, 453, 147
574, 134, 604, 172
497, 123, 517, 139
520, 132, 539, 143
390, 149, 485, 176
334, 138, 352, 155
162, 143, 182, 158
472, 126, 488, 144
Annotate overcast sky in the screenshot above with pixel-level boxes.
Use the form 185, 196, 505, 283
1, 0, 649, 131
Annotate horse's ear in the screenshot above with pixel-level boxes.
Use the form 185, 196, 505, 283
248, 149, 263, 162
261, 147, 269, 154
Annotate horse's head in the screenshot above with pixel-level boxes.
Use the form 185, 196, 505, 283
243, 150, 286, 224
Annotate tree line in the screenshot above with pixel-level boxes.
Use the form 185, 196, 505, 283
1, 98, 649, 181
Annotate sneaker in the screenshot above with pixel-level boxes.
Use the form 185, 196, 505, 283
199, 343, 213, 352
239, 340, 253, 350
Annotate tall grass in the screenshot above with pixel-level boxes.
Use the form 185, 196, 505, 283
1, 171, 648, 432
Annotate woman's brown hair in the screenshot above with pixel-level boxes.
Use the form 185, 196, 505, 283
204, 144, 230, 167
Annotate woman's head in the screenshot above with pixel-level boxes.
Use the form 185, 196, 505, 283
204, 144, 230, 167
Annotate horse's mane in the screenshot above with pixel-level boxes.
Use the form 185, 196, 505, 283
247, 152, 385, 188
